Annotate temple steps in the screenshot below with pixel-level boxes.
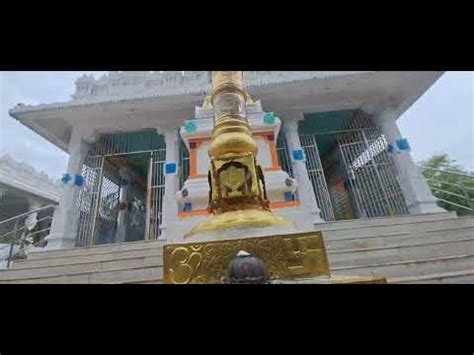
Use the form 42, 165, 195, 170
0, 265, 164, 284
13, 244, 164, 269
0, 212, 472, 284
324, 227, 473, 251
126, 278, 163, 284
321, 213, 466, 240
324, 213, 474, 282
318, 211, 457, 231
327, 237, 474, 267
27, 239, 165, 260
331, 254, 474, 279
388, 270, 474, 284
0, 254, 163, 282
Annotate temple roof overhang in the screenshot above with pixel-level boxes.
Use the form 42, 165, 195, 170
9, 71, 444, 153
0, 154, 62, 203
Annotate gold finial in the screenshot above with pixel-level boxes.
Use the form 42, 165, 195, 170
185, 71, 290, 238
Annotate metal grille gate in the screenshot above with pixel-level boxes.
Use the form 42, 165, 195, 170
76, 131, 166, 247
338, 128, 409, 218
276, 132, 293, 177
337, 111, 408, 218
299, 134, 335, 221
299, 110, 408, 221
145, 149, 166, 241
178, 138, 190, 190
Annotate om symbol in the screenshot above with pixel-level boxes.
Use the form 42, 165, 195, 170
169, 246, 203, 284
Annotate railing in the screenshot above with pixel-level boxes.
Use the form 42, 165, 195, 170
418, 165, 474, 213
0, 204, 57, 268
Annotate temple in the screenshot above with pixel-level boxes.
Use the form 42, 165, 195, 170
3, 71, 472, 284
0, 155, 62, 267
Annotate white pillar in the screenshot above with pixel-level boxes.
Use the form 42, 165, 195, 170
159, 128, 180, 239
282, 116, 325, 224
46, 127, 91, 250
377, 110, 445, 214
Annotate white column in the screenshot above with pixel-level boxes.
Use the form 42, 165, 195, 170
159, 128, 180, 239
282, 116, 325, 224
46, 127, 91, 250
377, 110, 445, 214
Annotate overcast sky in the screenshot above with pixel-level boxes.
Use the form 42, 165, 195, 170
0, 71, 472, 180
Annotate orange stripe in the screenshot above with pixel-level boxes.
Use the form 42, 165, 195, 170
253, 131, 280, 170
189, 140, 204, 178
270, 201, 300, 209
267, 139, 280, 169
178, 210, 210, 219
264, 167, 281, 172
253, 131, 274, 138
188, 174, 208, 179
177, 201, 300, 219
186, 131, 281, 178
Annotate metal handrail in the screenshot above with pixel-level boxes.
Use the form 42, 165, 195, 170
434, 197, 473, 212
0, 204, 57, 226
429, 186, 473, 201
0, 215, 53, 240
0, 204, 57, 268
418, 165, 474, 179
425, 177, 474, 191
419, 165, 473, 213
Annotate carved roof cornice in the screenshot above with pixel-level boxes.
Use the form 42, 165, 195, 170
9, 71, 371, 115
0, 154, 62, 203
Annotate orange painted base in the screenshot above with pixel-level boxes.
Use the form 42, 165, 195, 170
178, 201, 300, 220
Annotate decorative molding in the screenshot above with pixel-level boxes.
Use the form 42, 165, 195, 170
72, 71, 370, 102
0, 154, 63, 203
9, 72, 372, 114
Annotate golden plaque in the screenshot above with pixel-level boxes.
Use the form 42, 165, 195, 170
163, 231, 331, 284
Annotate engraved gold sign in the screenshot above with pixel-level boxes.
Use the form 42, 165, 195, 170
163, 231, 331, 284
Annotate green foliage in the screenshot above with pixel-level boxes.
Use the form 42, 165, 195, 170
420, 154, 474, 216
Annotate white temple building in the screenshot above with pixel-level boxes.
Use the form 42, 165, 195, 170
0, 154, 62, 266
7, 71, 446, 249
3, 71, 472, 284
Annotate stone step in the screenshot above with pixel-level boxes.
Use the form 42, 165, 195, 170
322, 217, 474, 240
1, 265, 164, 284
27, 240, 166, 260
331, 254, 474, 279
126, 279, 163, 284
325, 227, 474, 251
14, 245, 164, 269
421, 223, 474, 235
0, 255, 163, 281
328, 238, 474, 267
388, 270, 474, 284
318, 212, 457, 232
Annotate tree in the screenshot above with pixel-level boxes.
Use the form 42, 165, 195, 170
419, 154, 474, 216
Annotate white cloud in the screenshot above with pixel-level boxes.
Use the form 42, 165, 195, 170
398, 71, 474, 169
0, 71, 105, 179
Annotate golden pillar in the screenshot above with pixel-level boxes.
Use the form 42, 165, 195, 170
185, 71, 290, 238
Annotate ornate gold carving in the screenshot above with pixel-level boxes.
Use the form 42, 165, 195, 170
164, 231, 331, 284
187, 71, 291, 237
211, 71, 244, 99
202, 95, 213, 109
212, 154, 260, 200
183, 209, 290, 238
